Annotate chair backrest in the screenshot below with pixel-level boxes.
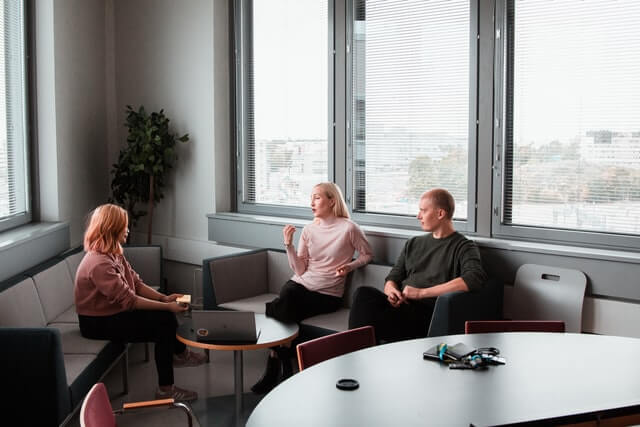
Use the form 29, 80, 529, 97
80, 383, 116, 427
511, 264, 586, 333
123, 246, 163, 288
296, 326, 376, 371
465, 320, 566, 334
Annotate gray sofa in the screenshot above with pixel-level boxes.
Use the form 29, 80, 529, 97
0, 245, 163, 427
202, 248, 503, 340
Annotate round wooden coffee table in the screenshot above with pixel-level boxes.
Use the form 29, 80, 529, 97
176, 313, 298, 425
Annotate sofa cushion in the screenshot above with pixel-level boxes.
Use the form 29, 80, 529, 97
267, 250, 293, 294
219, 293, 279, 313
68, 341, 126, 408
63, 354, 96, 387
344, 263, 389, 308
64, 251, 85, 282
211, 251, 269, 304
52, 305, 78, 323
303, 308, 350, 332
49, 323, 110, 355
32, 260, 75, 324
0, 277, 47, 327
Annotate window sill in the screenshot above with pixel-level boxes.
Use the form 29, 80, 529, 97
207, 212, 640, 264
0, 222, 70, 282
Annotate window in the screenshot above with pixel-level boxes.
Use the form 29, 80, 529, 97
349, 0, 475, 228
0, 0, 29, 232
234, 0, 476, 228
495, 0, 640, 248
235, 0, 330, 214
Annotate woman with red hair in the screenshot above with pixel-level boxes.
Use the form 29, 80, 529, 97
74, 204, 204, 402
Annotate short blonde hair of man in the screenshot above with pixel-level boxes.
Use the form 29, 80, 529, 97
422, 188, 455, 220
314, 182, 350, 219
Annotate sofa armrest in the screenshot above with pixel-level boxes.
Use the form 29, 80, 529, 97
203, 249, 270, 309
427, 278, 504, 337
123, 245, 164, 292
0, 327, 71, 426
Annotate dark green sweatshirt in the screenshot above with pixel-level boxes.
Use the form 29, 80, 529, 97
385, 232, 487, 292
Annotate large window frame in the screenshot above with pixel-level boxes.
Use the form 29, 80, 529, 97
492, 0, 640, 250
344, 0, 478, 231
0, 0, 30, 233
233, 0, 479, 233
233, 0, 335, 218
232, 0, 640, 252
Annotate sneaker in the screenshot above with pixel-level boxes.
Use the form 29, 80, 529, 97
156, 385, 198, 402
174, 349, 206, 368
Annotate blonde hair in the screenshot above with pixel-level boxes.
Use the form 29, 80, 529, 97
314, 182, 350, 219
83, 204, 128, 255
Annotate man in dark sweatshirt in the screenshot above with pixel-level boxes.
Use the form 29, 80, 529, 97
348, 188, 487, 343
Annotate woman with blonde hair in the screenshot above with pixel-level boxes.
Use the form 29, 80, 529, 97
252, 182, 373, 394
74, 204, 204, 402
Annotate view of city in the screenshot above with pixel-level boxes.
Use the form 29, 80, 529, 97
246, 0, 640, 237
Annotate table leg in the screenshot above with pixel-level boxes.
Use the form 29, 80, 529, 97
233, 350, 243, 424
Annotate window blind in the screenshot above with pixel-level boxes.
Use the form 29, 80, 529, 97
0, 0, 28, 229
504, 0, 640, 236
245, 0, 329, 208
351, 0, 470, 219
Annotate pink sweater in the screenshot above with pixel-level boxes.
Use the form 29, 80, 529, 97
287, 217, 373, 297
74, 251, 144, 316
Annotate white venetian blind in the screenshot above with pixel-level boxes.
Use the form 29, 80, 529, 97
0, 0, 28, 230
351, 0, 470, 219
246, 0, 329, 207
505, 0, 640, 235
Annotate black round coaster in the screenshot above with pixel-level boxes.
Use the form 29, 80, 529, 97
336, 378, 359, 391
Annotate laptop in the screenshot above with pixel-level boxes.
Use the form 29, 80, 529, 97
191, 310, 260, 344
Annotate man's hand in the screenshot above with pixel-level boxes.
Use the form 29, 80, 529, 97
401, 285, 425, 301
384, 281, 406, 308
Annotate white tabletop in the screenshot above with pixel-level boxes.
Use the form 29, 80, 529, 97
247, 332, 640, 426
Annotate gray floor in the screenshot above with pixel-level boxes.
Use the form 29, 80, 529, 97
68, 342, 277, 427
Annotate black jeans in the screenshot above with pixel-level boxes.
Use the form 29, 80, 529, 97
79, 310, 186, 386
266, 280, 342, 324
348, 286, 436, 343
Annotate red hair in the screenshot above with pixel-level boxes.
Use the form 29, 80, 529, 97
83, 204, 128, 255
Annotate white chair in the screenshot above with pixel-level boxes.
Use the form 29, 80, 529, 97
511, 264, 586, 333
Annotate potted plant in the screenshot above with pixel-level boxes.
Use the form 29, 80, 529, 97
110, 105, 189, 243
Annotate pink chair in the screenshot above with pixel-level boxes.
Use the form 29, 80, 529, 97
80, 383, 194, 427
465, 320, 565, 334
296, 326, 376, 371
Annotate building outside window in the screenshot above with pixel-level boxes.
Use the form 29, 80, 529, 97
495, 0, 640, 247
237, 0, 329, 213
234, 0, 640, 250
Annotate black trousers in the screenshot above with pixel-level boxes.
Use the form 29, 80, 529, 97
348, 286, 436, 343
78, 310, 186, 386
266, 280, 342, 324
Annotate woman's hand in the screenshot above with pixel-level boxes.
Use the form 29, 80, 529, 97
167, 301, 189, 313
160, 293, 183, 303
335, 264, 352, 277
283, 225, 296, 246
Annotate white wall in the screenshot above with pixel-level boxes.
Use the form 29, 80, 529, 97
36, 0, 110, 245
111, 0, 230, 245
